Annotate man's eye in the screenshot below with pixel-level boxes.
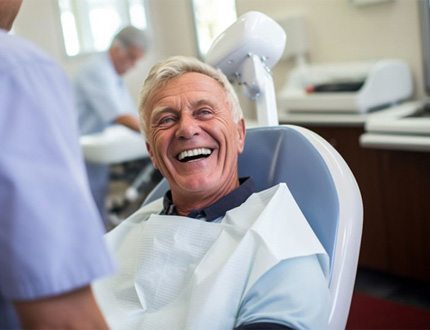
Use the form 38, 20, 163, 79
196, 108, 213, 117
158, 116, 176, 126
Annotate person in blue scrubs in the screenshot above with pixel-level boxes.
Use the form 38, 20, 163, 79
74, 25, 149, 225
0, 1, 114, 328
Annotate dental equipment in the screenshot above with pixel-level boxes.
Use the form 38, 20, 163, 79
278, 59, 413, 114
206, 11, 286, 126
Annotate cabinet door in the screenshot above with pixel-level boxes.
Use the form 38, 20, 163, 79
380, 150, 430, 281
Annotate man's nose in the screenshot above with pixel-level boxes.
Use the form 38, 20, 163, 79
175, 114, 200, 139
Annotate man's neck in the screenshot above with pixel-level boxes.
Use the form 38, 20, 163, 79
173, 179, 240, 217
161, 178, 256, 221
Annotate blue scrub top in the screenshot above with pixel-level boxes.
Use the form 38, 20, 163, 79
74, 52, 137, 135
73, 52, 139, 222
0, 30, 115, 328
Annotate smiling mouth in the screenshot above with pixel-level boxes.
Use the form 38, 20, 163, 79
177, 148, 213, 162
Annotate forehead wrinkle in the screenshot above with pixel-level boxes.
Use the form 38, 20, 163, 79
192, 98, 215, 108
153, 96, 214, 116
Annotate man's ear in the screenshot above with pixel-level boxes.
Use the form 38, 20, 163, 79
236, 118, 246, 154
146, 141, 158, 169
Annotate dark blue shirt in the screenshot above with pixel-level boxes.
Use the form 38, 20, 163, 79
160, 177, 256, 221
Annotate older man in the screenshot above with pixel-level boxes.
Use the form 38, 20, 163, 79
74, 25, 149, 224
94, 56, 329, 330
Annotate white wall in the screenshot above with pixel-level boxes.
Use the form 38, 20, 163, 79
12, 0, 198, 102
12, 0, 424, 104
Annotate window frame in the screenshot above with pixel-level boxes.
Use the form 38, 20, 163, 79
57, 0, 148, 57
190, 0, 237, 60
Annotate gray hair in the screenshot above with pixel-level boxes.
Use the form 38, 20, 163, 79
112, 25, 149, 51
139, 56, 243, 138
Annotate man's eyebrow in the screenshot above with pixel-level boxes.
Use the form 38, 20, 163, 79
151, 107, 177, 121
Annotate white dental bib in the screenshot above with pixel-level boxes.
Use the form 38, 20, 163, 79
93, 183, 328, 330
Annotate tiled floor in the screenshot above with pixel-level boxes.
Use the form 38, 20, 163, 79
354, 267, 430, 309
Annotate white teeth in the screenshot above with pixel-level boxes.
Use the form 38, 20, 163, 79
178, 148, 212, 161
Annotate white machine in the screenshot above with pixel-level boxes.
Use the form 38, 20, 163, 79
278, 59, 413, 114
206, 11, 286, 126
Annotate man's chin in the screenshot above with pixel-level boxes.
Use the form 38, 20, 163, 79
174, 176, 218, 195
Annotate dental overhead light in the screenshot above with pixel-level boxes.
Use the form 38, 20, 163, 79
206, 11, 286, 126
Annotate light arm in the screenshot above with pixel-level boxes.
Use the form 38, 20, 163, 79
14, 286, 108, 330
206, 11, 286, 127
240, 54, 279, 126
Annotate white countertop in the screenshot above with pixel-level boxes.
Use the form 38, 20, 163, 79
364, 101, 430, 135
80, 125, 148, 164
359, 133, 430, 152
360, 101, 430, 152
278, 111, 367, 126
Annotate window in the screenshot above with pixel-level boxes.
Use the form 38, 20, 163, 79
58, 0, 148, 56
191, 0, 237, 59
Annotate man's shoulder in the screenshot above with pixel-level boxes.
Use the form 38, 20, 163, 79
0, 31, 55, 73
75, 52, 113, 81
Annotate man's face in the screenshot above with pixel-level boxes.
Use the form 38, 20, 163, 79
113, 45, 144, 75
145, 72, 245, 206
0, 0, 23, 31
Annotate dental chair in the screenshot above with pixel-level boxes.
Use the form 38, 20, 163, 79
143, 12, 363, 330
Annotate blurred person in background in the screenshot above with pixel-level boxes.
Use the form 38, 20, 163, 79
74, 25, 149, 225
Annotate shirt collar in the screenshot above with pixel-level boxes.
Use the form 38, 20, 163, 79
160, 177, 256, 222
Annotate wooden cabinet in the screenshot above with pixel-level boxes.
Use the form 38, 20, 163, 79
379, 150, 430, 281
281, 123, 430, 282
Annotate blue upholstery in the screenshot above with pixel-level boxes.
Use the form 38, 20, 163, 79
143, 126, 339, 273
239, 126, 339, 269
